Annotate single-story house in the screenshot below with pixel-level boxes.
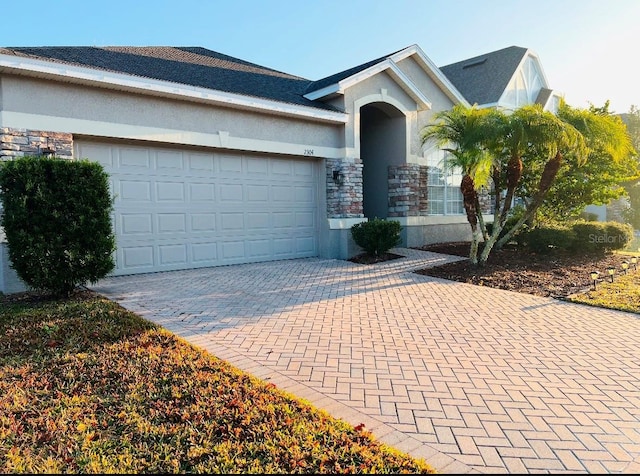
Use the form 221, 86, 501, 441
0, 43, 561, 294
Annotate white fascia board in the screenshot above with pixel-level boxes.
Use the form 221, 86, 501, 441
392, 44, 470, 106
385, 62, 431, 110
304, 57, 432, 110
0, 54, 348, 124
303, 83, 341, 101
304, 59, 397, 101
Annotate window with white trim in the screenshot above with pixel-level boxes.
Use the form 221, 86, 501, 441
422, 147, 464, 215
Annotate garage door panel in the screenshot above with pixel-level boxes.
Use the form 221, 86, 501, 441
295, 186, 314, 203
158, 244, 188, 265
247, 184, 269, 202
156, 182, 185, 201
272, 186, 293, 202
222, 241, 245, 260
119, 180, 152, 202
218, 155, 243, 174
247, 158, 268, 174
271, 159, 293, 175
247, 212, 270, 230
157, 213, 187, 234
78, 141, 318, 275
118, 148, 151, 169
189, 183, 215, 201
294, 161, 314, 176
192, 242, 218, 263
121, 213, 153, 235
156, 150, 185, 172
220, 213, 244, 231
247, 239, 271, 258
191, 214, 216, 232
188, 153, 215, 174
273, 238, 294, 256
80, 143, 114, 167
121, 245, 155, 269
273, 212, 294, 228
219, 183, 244, 202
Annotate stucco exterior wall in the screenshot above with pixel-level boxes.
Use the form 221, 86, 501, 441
0, 75, 345, 157
341, 73, 417, 153
394, 56, 459, 160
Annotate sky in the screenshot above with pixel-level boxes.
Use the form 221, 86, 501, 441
3, 0, 638, 114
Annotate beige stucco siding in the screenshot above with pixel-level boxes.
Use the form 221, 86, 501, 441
393, 57, 458, 159
339, 72, 418, 155
0, 75, 344, 156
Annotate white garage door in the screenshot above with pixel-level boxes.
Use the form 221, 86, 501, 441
76, 141, 319, 275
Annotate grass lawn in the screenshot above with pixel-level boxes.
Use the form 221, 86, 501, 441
568, 249, 640, 313
0, 293, 436, 474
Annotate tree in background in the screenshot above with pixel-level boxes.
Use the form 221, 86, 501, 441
621, 105, 640, 229
517, 101, 638, 223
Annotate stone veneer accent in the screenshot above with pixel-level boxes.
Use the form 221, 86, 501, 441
326, 157, 364, 218
1, 128, 73, 161
388, 164, 429, 217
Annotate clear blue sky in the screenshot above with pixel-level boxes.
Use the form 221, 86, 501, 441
3, 0, 638, 113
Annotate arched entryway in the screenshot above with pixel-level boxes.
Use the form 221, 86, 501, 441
359, 102, 406, 219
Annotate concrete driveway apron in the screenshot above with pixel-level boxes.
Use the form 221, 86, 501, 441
92, 248, 640, 474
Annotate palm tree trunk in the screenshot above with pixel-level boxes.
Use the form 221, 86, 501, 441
460, 174, 480, 265
499, 154, 523, 224
496, 151, 563, 249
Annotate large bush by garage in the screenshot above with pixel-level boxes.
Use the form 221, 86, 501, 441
0, 156, 116, 296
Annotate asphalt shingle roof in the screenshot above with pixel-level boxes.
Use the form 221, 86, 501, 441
1, 45, 533, 110
439, 46, 528, 106
0, 46, 341, 112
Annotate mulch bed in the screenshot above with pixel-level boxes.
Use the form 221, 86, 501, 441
414, 242, 631, 299
348, 252, 405, 265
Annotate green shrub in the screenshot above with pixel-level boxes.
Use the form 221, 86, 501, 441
571, 221, 606, 253
603, 221, 634, 250
0, 156, 116, 297
524, 225, 577, 253
351, 218, 402, 257
570, 221, 633, 253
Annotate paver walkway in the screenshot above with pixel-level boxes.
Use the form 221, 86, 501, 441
91, 248, 640, 474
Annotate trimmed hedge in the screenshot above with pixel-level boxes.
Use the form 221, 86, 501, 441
524, 220, 633, 254
351, 218, 402, 257
0, 156, 116, 296
524, 224, 576, 253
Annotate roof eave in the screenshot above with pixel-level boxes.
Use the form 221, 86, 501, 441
0, 54, 348, 124
304, 48, 444, 109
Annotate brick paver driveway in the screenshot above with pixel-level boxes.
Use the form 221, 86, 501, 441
92, 248, 640, 474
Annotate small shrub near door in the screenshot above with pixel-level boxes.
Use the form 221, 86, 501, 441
351, 218, 402, 257
0, 156, 116, 297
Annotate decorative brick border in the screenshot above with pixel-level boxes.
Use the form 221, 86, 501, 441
0, 128, 73, 161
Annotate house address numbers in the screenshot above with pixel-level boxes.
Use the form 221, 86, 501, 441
303, 149, 314, 156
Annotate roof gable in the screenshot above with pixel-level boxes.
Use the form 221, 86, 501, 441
304, 44, 468, 108
440, 46, 530, 106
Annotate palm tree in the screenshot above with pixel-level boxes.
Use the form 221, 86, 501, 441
421, 105, 499, 264
491, 104, 587, 253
